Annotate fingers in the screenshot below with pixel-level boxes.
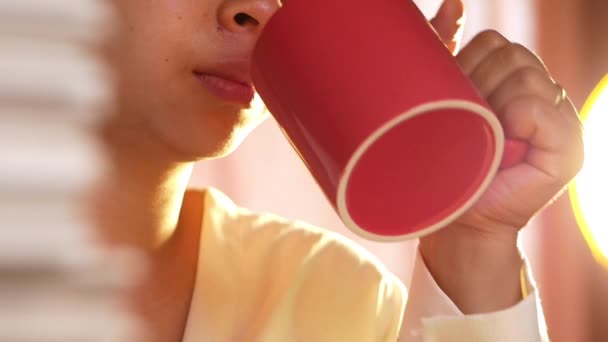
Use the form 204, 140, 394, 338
486, 67, 559, 112
456, 30, 509, 75
458, 29, 584, 196
469, 95, 584, 228
457, 29, 582, 154
429, 0, 466, 54
499, 97, 583, 181
469, 44, 549, 98
448, 30, 585, 231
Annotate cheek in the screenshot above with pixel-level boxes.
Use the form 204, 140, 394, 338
113, 0, 198, 53
109, 0, 215, 93
110, 16, 191, 99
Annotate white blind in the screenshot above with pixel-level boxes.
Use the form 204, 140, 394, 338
0, 1, 142, 340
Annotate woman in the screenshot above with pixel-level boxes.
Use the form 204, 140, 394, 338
99, 0, 582, 340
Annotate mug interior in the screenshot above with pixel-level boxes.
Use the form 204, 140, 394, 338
337, 100, 504, 241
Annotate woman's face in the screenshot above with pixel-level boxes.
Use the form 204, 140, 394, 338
108, 0, 280, 160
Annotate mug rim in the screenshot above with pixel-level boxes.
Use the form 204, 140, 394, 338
336, 99, 505, 242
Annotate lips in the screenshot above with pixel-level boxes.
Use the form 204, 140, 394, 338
193, 68, 255, 106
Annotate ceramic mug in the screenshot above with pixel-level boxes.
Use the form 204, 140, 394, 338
252, 0, 526, 241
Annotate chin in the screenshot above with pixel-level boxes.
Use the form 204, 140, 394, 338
163, 109, 267, 162
196, 131, 251, 160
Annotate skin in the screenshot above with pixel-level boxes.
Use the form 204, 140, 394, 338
99, 0, 583, 340
422, 0, 583, 314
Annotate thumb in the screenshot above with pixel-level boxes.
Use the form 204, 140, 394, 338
429, 0, 466, 55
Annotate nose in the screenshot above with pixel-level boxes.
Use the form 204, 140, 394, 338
218, 0, 281, 33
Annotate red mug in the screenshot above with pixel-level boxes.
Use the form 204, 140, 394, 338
252, 0, 526, 241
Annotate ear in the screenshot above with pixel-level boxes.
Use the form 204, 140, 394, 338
429, 0, 466, 55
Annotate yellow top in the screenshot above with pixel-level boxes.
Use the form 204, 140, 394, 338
182, 188, 405, 341
182, 188, 547, 341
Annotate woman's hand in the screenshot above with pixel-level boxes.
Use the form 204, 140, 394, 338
419, 0, 584, 313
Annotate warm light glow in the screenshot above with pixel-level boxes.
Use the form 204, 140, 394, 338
570, 74, 608, 269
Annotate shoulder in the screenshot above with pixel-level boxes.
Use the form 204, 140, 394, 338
197, 187, 406, 340
198, 187, 398, 282
259, 218, 406, 341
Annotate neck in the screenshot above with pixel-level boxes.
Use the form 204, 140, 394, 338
96, 119, 201, 342
98, 121, 193, 250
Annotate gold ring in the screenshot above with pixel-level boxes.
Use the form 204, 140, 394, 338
553, 83, 567, 107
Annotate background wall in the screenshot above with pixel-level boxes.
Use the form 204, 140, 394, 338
535, 0, 608, 340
